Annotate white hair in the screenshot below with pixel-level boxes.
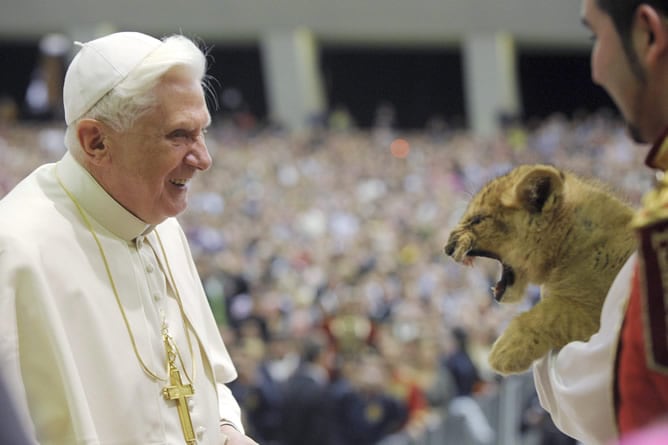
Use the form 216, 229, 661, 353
65, 34, 211, 152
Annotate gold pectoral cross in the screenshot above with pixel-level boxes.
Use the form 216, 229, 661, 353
162, 333, 196, 444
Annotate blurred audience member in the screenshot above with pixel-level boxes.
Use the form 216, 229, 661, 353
280, 333, 336, 445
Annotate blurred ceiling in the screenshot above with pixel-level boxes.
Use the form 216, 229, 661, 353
0, 0, 589, 47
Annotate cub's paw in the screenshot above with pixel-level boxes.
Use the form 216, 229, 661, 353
488, 331, 547, 375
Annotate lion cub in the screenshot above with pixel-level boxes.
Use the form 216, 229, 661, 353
444, 164, 635, 375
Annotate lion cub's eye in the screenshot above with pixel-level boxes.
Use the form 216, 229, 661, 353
469, 215, 485, 225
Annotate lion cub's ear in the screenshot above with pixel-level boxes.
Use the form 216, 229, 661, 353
503, 165, 565, 213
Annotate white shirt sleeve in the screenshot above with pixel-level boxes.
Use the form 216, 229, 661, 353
532, 253, 636, 445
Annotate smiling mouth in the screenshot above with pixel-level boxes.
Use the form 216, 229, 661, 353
169, 178, 189, 187
465, 249, 516, 302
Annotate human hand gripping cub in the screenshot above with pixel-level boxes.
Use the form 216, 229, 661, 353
444, 164, 635, 375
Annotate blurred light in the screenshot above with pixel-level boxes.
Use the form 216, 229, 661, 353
39, 33, 71, 56
390, 138, 410, 158
221, 87, 243, 110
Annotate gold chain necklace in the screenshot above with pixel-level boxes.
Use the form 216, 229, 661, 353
54, 167, 196, 384
56, 166, 201, 443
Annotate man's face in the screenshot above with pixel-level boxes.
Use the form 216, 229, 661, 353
102, 71, 212, 225
581, 0, 650, 142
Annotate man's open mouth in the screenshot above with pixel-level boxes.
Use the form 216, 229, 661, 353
466, 249, 515, 302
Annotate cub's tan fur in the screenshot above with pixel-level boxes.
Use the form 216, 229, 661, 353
444, 164, 636, 375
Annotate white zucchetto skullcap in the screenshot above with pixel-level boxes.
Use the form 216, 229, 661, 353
63, 31, 163, 125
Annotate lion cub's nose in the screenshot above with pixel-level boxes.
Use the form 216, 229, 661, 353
444, 238, 456, 256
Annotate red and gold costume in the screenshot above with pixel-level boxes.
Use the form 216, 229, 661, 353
618, 129, 668, 434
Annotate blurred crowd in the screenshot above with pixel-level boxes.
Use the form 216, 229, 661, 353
0, 109, 650, 444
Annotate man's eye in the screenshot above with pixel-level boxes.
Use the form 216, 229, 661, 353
169, 130, 189, 139
170, 129, 207, 139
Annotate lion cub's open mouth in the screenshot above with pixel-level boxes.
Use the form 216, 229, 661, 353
464, 249, 516, 301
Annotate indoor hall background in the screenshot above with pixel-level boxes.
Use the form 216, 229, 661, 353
0, 2, 627, 445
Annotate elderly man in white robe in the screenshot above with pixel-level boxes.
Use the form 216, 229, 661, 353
0, 31, 258, 445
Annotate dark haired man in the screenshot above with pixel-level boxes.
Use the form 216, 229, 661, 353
534, 1, 668, 443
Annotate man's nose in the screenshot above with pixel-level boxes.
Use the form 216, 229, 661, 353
187, 139, 212, 171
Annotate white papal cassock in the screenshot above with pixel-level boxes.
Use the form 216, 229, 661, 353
0, 152, 242, 444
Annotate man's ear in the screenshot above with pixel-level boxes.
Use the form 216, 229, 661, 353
512, 165, 564, 214
634, 5, 668, 66
77, 119, 109, 164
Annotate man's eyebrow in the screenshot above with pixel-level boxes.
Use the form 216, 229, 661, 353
581, 17, 592, 29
